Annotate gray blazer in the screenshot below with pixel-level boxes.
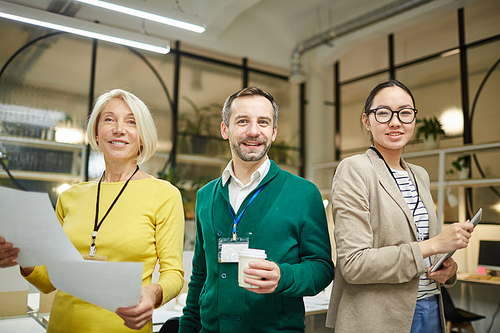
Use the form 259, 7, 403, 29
326, 148, 455, 333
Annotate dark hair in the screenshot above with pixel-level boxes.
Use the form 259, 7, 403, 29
222, 86, 278, 128
362, 79, 416, 116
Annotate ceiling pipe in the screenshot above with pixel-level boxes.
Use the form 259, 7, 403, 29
289, 0, 435, 83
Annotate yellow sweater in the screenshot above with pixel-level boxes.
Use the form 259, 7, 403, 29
25, 177, 185, 333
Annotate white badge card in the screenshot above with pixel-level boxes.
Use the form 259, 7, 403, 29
218, 238, 249, 263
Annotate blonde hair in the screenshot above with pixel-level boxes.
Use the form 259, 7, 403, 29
86, 89, 157, 164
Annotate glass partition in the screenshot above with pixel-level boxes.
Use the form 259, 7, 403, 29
394, 9, 457, 63
338, 74, 388, 158
177, 56, 240, 160
249, 72, 299, 173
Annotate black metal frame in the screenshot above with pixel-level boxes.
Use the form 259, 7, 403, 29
333, 8, 500, 154
332, 7, 500, 221
0, 32, 304, 188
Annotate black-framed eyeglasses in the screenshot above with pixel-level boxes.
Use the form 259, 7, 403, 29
367, 107, 418, 124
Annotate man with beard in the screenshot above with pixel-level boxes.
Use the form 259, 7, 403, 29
179, 86, 334, 333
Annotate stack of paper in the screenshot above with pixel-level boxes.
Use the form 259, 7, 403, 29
0, 186, 142, 312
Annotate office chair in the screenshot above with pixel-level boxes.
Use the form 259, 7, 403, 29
441, 288, 485, 333
158, 316, 180, 333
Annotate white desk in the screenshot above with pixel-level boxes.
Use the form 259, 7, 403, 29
304, 293, 331, 333
304, 294, 329, 314
5, 292, 331, 333
151, 293, 332, 333
16, 311, 183, 333
152, 310, 182, 332
457, 272, 500, 286
0, 316, 46, 333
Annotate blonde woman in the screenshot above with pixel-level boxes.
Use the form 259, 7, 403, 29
0, 89, 184, 332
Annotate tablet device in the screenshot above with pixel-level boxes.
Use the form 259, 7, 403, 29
430, 208, 482, 272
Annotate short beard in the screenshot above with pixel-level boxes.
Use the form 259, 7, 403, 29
230, 139, 270, 162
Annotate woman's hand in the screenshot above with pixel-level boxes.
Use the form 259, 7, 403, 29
0, 236, 20, 268
428, 257, 457, 284
0, 236, 35, 275
419, 222, 474, 258
434, 222, 474, 253
116, 284, 163, 330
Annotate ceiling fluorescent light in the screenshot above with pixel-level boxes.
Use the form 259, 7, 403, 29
0, 1, 170, 54
74, 0, 205, 33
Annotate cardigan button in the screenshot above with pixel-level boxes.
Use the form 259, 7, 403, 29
220, 314, 227, 320
235, 315, 241, 321
217, 230, 223, 237
221, 273, 227, 279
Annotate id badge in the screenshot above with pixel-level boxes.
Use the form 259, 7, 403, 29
218, 237, 249, 263
82, 254, 108, 261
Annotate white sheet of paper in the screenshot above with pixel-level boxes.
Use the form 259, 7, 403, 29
46, 261, 143, 313
0, 266, 28, 292
0, 186, 144, 313
0, 186, 83, 267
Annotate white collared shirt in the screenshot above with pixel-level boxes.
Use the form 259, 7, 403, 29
222, 157, 270, 212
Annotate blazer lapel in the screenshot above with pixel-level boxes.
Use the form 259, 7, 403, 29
367, 149, 418, 239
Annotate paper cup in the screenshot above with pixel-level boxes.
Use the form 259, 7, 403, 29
238, 248, 267, 288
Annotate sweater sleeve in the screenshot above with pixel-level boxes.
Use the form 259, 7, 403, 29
178, 203, 205, 333
155, 183, 185, 305
22, 265, 55, 294
275, 181, 335, 297
333, 157, 425, 285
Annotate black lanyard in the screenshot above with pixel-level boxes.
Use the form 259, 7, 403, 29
89, 165, 139, 256
369, 147, 420, 217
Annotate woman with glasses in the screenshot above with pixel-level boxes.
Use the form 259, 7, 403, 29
325, 80, 474, 333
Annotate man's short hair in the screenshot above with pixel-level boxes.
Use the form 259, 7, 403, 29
222, 86, 278, 128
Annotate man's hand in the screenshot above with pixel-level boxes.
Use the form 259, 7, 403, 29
243, 260, 281, 294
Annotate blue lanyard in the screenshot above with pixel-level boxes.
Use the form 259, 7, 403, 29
228, 185, 264, 240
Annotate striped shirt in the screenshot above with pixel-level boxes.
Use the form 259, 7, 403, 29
392, 169, 440, 300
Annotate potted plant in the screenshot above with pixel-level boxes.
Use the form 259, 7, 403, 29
269, 140, 295, 165
446, 156, 469, 180
158, 167, 213, 251
416, 116, 445, 149
158, 167, 188, 206
158, 167, 212, 219
179, 96, 222, 154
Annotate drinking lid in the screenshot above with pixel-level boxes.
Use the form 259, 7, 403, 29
239, 248, 267, 258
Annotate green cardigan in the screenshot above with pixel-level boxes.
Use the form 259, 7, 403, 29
180, 161, 334, 333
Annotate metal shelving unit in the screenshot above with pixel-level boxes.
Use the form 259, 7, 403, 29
0, 135, 87, 183
312, 141, 500, 229
402, 142, 500, 227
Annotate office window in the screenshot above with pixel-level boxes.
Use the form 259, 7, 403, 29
396, 53, 462, 152
92, 42, 175, 153
249, 72, 299, 173
464, 0, 500, 43
337, 74, 388, 158
394, 9, 457, 64
339, 35, 388, 83
0, 28, 90, 133
467, 41, 500, 146
177, 56, 240, 160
